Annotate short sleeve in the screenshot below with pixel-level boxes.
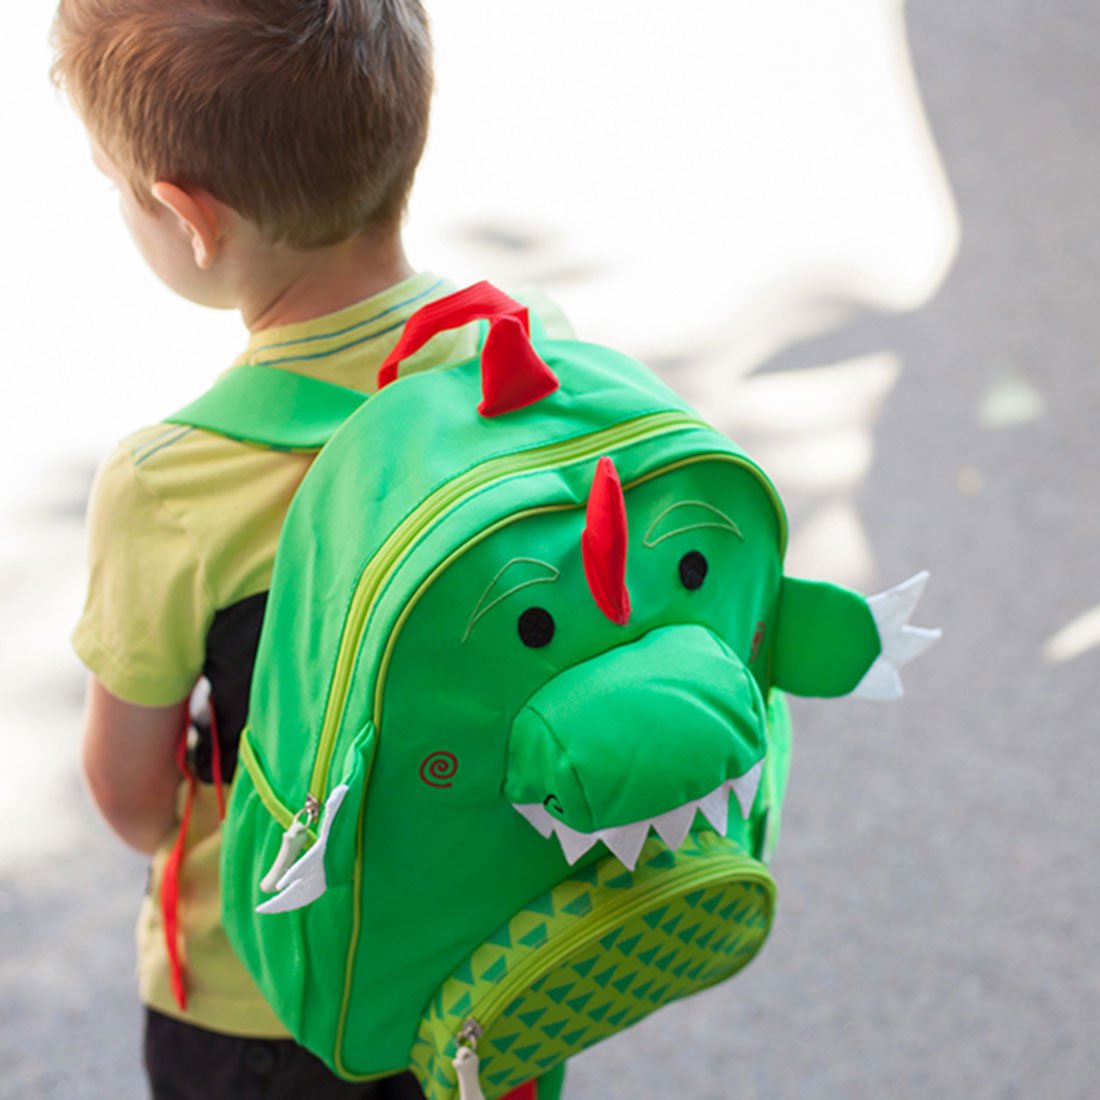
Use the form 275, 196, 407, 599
72, 442, 214, 706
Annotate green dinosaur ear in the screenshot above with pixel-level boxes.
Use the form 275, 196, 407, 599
771, 577, 881, 697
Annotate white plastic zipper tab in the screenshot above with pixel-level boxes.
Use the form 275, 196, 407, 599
259, 797, 318, 893
453, 1020, 487, 1100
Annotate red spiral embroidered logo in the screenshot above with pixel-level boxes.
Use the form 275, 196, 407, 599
420, 751, 458, 788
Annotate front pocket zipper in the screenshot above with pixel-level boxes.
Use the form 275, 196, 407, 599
461, 852, 764, 1030
410, 833, 776, 1100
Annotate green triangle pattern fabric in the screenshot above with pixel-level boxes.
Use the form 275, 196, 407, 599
409, 834, 774, 1100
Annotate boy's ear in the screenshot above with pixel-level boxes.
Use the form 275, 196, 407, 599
151, 181, 223, 270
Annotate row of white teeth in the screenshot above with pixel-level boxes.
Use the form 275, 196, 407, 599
512, 761, 763, 871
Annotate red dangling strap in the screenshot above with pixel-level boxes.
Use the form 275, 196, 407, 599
161, 691, 228, 1012
162, 727, 195, 1012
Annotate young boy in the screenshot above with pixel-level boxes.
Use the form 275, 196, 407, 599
53, 2, 569, 1096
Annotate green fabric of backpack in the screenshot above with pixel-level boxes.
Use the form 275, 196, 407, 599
169, 283, 937, 1100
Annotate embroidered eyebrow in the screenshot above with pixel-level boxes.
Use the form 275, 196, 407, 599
462, 557, 561, 643
642, 501, 744, 548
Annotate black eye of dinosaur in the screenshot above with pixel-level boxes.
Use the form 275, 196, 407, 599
679, 550, 708, 591
518, 607, 555, 648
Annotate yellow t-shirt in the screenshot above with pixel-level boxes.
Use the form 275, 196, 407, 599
73, 272, 574, 1036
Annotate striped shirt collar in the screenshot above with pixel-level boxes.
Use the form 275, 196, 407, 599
235, 271, 453, 390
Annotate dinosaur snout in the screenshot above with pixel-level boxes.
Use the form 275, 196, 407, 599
504, 625, 767, 869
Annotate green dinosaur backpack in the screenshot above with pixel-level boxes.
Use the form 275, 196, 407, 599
169, 283, 936, 1100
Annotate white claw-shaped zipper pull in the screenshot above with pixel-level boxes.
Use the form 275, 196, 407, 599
259, 796, 319, 894
453, 1020, 487, 1100
256, 786, 349, 915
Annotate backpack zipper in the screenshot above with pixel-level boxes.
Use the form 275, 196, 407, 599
305, 410, 705, 803
443, 849, 772, 1093
243, 437, 785, 854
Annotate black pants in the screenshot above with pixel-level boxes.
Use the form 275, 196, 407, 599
144, 1010, 426, 1100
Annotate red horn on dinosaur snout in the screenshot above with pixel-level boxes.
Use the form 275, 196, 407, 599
583, 456, 631, 626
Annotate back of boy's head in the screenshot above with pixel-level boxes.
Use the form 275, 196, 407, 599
52, 0, 433, 249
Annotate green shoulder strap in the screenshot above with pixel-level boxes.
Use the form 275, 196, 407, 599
166, 293, 548, 450
165, 365, 370, 451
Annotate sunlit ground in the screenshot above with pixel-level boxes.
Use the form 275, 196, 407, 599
1, 0, 959, 862
3, 2, 1097, 1098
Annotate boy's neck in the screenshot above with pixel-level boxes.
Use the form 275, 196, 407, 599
242, 230, 415, 334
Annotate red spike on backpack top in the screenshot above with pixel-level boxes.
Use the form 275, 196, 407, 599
582, 456, 631, 625
478, 315, 559, 418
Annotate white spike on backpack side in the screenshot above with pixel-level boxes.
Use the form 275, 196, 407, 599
853, 571, 941, 700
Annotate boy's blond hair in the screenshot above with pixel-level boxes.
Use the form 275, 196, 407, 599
52, 0, 433, 249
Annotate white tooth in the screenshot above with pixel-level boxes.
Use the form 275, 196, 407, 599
698, 785, 731, 835
552, 821, 600, 865
730, 761, 763, 818
652, 803, 697, 851
596, 822, 650, 869
512, 803, 555, 839
517, 771, 765, 870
